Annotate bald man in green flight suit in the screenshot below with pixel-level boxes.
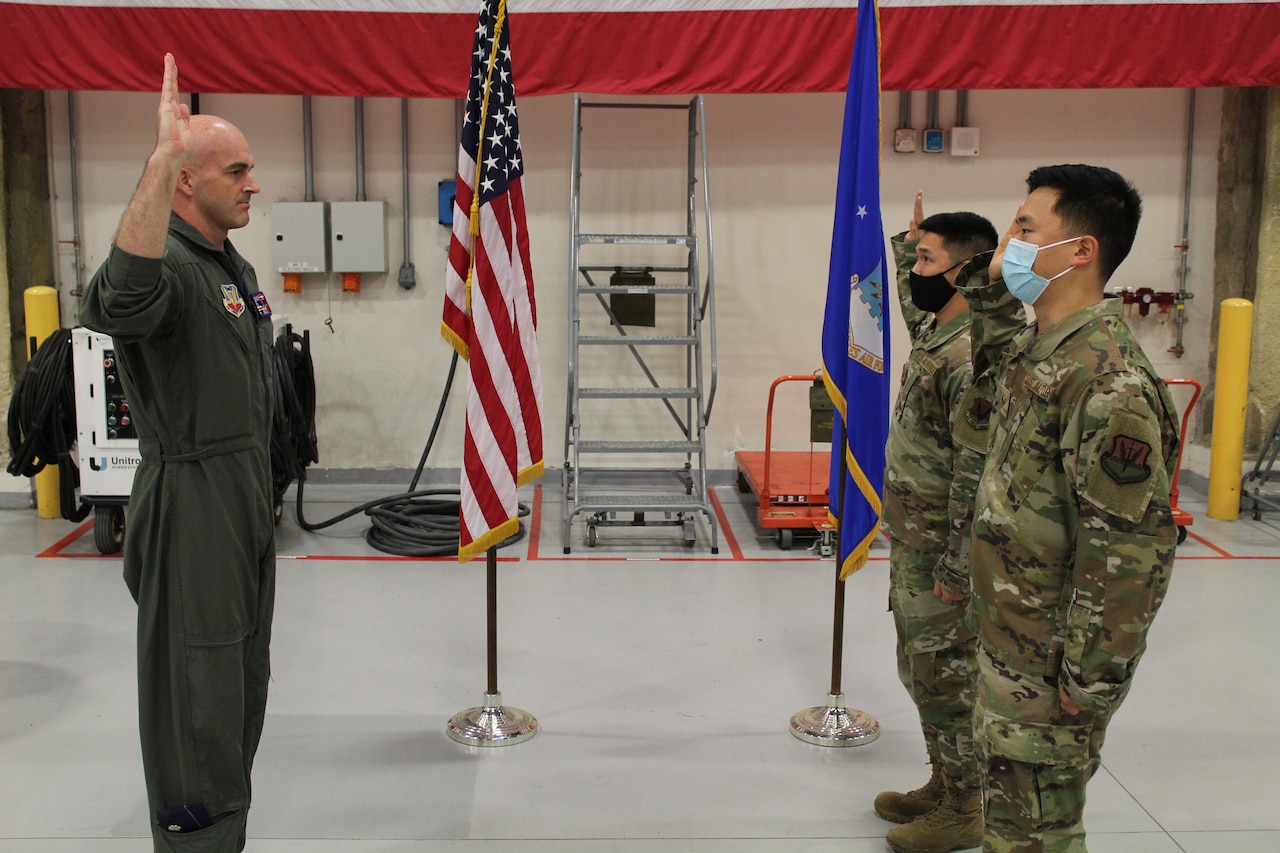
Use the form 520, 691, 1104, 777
79, 54, 276, 853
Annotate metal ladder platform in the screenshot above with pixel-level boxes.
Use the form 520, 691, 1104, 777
562, 95, 719, 554
1245, 405, 1280, 519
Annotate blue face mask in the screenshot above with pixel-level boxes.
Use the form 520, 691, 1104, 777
1002, 236, 1082, 305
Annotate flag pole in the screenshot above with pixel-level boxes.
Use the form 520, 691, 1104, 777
789, 433, 879, 747
446, 545, 539, 746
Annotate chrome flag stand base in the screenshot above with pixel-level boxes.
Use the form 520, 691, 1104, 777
789, 692, 879, 747
447, 692, 538, 747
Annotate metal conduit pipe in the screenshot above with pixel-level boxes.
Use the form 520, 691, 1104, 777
398, 97, 416, 289
65, 91, 86, 297
1171, 89, 1197, 358
303, 96, 315, 202
355, 96, 366, 202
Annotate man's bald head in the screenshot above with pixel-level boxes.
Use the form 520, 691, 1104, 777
173, 114, 259, 245
184, 115, 249, 171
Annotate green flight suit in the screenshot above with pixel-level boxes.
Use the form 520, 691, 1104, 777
79, 213, 276, 853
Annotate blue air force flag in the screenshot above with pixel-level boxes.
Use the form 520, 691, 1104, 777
820, 0, 890, 580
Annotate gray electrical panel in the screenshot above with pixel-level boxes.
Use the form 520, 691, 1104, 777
330, 201, 388, 273
272, 202, 329, 273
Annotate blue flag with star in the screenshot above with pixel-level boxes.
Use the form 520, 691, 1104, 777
821, 0, 889, 580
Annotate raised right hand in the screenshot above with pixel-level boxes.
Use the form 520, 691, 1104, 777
905, 190, 925, 242
154, 53, 193, 164
990, 205, 1023, 283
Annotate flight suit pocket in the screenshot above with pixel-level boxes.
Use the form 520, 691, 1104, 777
185, 631, 249, 798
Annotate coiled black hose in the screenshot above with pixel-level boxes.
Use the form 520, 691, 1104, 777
5, 328, 90, 522
272, 331, 525, 557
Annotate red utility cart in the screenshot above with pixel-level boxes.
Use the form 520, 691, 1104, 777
734, 373, 836, 553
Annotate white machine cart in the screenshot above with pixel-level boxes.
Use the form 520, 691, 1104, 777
72, 327, 141, 554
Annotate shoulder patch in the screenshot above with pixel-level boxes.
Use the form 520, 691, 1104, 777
965, 396, 993, 431
1100, 434, 1153, 485
1082, 405, 1165, 524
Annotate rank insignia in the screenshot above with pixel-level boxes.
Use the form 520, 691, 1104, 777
1101, 434, 1153, 484
221, 284, 245, 317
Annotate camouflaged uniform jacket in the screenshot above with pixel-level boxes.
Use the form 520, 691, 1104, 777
956, 253, 1180, 719
883, 234, 987, 594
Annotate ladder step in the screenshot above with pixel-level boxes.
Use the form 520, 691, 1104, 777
579, 336, 697, 346
577, 494, 708, 510
578, 234, 694, 246
580, 265, 690, 274
578, 386, 698, 399
579, 285, 696, 295
579, 440, 702, 453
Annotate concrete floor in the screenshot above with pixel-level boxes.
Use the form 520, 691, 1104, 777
1, 481, 1278, 852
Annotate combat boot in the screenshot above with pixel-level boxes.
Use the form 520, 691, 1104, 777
885, 772, 983, 853
874, 762, 946, 824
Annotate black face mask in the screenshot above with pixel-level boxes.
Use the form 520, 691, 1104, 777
907, 260, 964, 313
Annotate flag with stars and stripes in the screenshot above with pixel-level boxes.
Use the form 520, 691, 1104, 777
820, 0, 890, 580
442, 0, 544, 563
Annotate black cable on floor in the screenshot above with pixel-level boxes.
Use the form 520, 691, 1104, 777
273, 331, 526, 557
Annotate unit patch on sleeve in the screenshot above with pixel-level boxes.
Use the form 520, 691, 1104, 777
1100, 434, 1153, 485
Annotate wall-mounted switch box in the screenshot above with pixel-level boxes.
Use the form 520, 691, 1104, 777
893, 128, 916, 153
330, 201, 387, 273
950, 127, 981, 156
272, 202, 329, 273
439, 180, 457, 226
922, 128, 945, 153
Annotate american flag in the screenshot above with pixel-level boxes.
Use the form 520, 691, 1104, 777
442, 0, 544, 563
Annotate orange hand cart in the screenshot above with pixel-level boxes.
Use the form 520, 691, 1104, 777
734, 373, 836, 554
1164, 378, 1202, 544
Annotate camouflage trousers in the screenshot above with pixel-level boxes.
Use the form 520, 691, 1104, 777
974, 647, 1108, 852
889, 541, 979, 789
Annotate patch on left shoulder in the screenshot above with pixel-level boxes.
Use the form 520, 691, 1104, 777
1100, 434, 1153, 484
1083, 406, 1163, 524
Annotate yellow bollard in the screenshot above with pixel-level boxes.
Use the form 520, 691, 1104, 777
1207, 298, 1254, 520
23, 286, 62, 519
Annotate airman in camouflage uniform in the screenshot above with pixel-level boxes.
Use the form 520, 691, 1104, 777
955, 165, 1180, 852
877, 200, 1001, 853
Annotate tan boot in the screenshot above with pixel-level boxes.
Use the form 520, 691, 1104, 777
874, 763, 946, 824
885, 773, 983, 853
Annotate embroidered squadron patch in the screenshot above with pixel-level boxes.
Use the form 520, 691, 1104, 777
222, 284, 246, 317
1100, 434, 1153, 484
965, 396, 993, 431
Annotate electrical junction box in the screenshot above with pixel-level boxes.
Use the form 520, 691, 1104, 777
72, 327, 141, 501
922, 128, 945, 153
439, 179, 457, 226
330, 200, 388, 273
893, 128, 916, 153
272, 201, 329, 273
950, 126, 981, 156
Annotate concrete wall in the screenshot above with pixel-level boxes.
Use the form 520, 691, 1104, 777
40, 86, 1227, 480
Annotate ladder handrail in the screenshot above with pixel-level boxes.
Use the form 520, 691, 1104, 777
696, 94, 719, 427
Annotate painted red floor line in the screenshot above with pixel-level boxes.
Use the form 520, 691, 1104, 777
36, 520, 98, 558
708, 488, 745, 561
